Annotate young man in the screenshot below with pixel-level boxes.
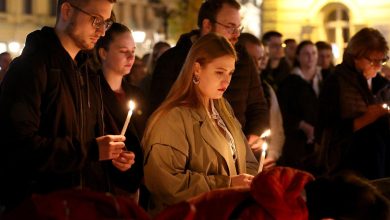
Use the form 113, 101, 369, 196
261, 31, 291, 91
0, 0, 135, 211
150, 0, 269, 149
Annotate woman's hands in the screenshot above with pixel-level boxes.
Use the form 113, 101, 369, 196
112, 151, 135, 172
96, 135, 135, 171
231, 173, 254, 188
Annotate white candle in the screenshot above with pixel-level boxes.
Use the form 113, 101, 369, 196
257, 129, 271, 173
258, 141, 268, 173
120, 100, 136, 136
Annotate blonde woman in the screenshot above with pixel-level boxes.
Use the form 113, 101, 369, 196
142, 33, 258, 215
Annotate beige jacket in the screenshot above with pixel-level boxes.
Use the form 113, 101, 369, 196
143, 99, 258, 215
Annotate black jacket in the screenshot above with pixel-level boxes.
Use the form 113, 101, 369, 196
150, 30, 269, 136
0, 27, 108, 209
277, 74, 319, 169
316, 57, 390, 179
99, 71, 147, 193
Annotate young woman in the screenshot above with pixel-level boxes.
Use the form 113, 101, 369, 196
93, 22, 147, 199
142, 33, 258, 215
277, 40, 322, 170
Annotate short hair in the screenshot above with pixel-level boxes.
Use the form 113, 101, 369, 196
284, 38, 296, 45
238, 32, 261, 47
344, 27, 389, 59
0, 51, 10, 58
261, 31, 282, 45
315, 41, 332, 51
56, 0, 117, 19
197, 0, 241, 29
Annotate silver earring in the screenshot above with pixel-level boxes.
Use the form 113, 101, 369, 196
193, 75, 200, 84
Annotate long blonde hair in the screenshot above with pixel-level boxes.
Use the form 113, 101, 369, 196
144, 33, 237, 141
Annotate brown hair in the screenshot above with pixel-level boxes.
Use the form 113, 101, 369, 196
294, 40, 315, 67
344, 27, 389, 60
143, 33, 237, 142
197, 0, 241, 30
56, 0, 116, 19
237, 32, 261, 47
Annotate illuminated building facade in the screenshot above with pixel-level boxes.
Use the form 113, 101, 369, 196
0, 0, 165, 57
262, 0, 390, 62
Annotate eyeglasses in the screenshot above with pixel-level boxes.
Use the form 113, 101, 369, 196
68, 3, 113, 31
364, 56, 389, 67
214, 21, 243, 35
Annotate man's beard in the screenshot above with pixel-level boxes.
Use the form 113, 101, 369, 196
65, 18, 94, 51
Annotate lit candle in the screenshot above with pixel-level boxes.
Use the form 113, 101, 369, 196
258, 129, 271, 173
382, 103, 390, 112
258, 141, 268, 173
260, 129, 271, 139
121, 100, 136, 136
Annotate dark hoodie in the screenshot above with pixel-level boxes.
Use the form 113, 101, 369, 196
0, 27, 109, 210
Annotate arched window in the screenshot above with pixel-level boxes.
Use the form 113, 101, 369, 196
0, 0, 6, 12
24, 0, 33, 14
320, 4, 351, 62
324, 6, 350, 47
49, 0, 57, 16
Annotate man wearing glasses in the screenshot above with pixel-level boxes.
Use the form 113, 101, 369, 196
150, 0, 269, 151
0, 0, 135, 212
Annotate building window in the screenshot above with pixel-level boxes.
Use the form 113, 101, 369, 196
49, 0, 57, 16
321, 3, 350, 62
24, 0, 33, 15
0, 0, 6, 12
324, 7, 350, 45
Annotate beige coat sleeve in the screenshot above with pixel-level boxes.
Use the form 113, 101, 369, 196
144, 144, 231, 205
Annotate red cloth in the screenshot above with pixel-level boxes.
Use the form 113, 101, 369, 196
155, 167, 314, 220
250, 167, 314, 220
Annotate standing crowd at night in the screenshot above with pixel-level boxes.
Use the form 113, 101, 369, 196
0, 0, 389, 219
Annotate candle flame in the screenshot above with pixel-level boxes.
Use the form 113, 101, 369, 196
129, 100, 136, 110
383, 103, 389, 110
260, 129, 271, 138
261, 141, 268, 151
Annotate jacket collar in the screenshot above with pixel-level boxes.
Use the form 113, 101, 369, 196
189, 100, 246, 175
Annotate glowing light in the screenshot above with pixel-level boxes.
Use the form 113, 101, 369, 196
133, 31, 146, 43
0, 43, 7, 53
8, 42, 20, 53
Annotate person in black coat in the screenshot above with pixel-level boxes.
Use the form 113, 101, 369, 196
277, 41, 323, 170
149, 0, 269, 150
92, 22, 148, 199
316, 28, 390, 179
0, 0, 129, 212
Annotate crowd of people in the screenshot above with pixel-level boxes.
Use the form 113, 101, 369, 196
0, 0, 389, 219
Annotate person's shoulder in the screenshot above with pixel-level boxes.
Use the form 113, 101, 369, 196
147, 107, 192, 145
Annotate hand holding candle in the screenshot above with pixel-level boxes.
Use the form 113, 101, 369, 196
121, 100, 136, 136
